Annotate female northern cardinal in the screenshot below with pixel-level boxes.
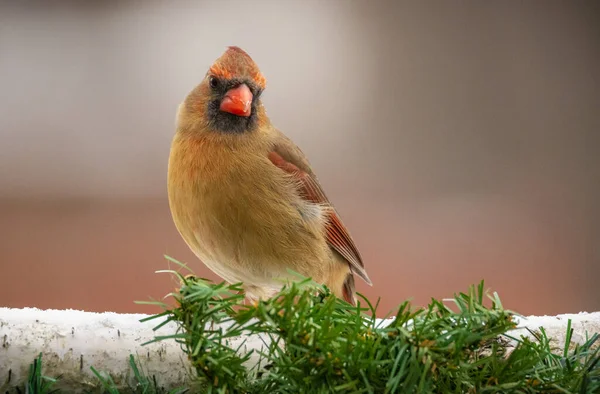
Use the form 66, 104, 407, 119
167, 46, 371, 305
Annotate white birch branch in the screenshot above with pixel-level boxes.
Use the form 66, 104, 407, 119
1, 307, 598, 392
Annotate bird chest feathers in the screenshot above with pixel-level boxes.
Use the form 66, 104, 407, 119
167, 131, 329, 277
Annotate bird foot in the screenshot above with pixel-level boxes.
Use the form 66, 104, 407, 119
182, 274, 198, 285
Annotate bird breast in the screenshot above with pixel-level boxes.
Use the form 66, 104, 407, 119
167, 132, 331, 286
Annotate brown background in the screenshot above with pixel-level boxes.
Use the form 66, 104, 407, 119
1, 1, 598, 317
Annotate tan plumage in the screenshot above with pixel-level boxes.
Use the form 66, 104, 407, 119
167, 46, 371, 304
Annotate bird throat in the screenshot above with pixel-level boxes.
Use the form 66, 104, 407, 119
208, 99, 258, 134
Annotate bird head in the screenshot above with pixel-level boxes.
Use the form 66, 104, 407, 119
178, 46, 268, 134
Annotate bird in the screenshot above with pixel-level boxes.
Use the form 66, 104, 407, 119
167, 46, 371, 305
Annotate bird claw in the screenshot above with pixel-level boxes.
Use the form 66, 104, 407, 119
183, 274, 197, 282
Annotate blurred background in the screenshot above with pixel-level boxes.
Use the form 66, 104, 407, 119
1, 0, 598, 316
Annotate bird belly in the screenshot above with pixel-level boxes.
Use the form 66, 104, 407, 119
168, 146, 333, 294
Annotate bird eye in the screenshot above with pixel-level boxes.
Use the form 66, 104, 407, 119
209, 76, 219, 89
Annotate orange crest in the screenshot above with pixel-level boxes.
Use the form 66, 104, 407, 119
209, 46, 267, 89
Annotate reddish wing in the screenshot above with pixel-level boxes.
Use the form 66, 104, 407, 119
268, 148, 372, 286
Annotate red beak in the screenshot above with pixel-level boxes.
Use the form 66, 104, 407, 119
220, 83, 253, 117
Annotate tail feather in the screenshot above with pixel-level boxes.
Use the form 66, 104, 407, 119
342, 274, 356, 306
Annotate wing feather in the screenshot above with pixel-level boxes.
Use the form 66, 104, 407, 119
267, 134, 372, 286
